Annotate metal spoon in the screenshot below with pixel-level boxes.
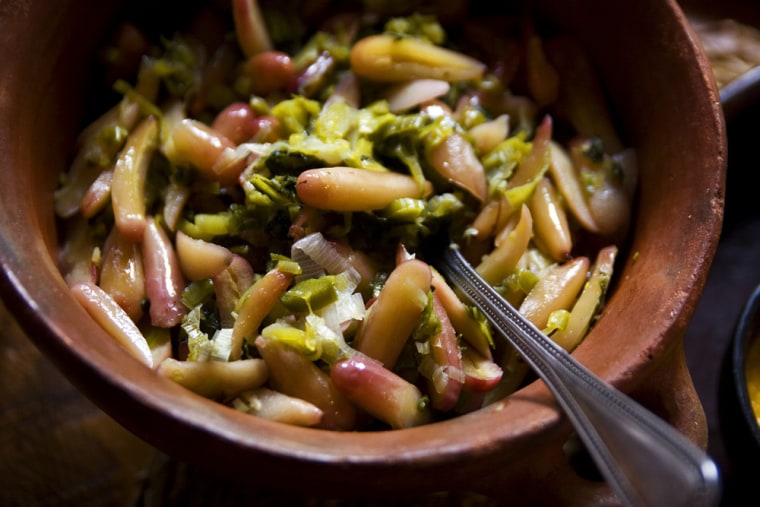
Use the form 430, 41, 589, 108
431, 243, 721, 507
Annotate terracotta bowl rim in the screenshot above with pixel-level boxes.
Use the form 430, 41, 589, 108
0, 0, 727, 489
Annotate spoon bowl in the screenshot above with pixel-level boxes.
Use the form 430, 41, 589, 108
431, 242, 721, 507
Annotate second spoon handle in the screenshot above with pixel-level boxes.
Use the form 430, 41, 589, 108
437, 244, 721, 507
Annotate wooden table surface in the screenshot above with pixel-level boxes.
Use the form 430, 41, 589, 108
3, 6, 760, 506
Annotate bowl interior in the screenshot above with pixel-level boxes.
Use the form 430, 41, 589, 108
0, 0, 726, 497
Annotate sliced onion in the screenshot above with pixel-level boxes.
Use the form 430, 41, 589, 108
385, 79, 451, 113
291, 232, 359, 283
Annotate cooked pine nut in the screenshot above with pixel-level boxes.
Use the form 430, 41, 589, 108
469, 114, 509, 154
158, 357, 268, 400
164, 118, 235, 170
385, 79, 451, 113
552, 246, 617, 352
508, 114, 552, 188
331, 355, 430, 429
431, 269, 492, 359
175, 230, 233, 281
237, 387, 323, 426
569, 140, 632, 236
353, 259, 432, 368
211, 102, 259, 144
242, 51, 295, 96
427, 132, 488, 202
424, 292, 463, 412
296, 167, 433, 211
255, 336, 357, 431
231, 268, 294, 360
111, 115, 159, 243
529, 177, 572, 261
72, 282, 153, 368
142, 218, 188, 328
476, 204, 533, 285
518, 256, 590, 330
213, 255, 256, 329
232, 0, 272, 57
350, 34, 486, 82
548, 141, 600, 233
99, 226, 145, 322
79, 165, 114, 219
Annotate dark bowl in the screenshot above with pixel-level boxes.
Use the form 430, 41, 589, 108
0, 0, 726, 504
720, 283, 760, 489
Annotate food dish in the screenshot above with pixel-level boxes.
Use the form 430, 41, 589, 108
53, 1, 634, 433
0, 0, 725, 502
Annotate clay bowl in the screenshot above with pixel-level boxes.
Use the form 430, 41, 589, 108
0, 0, 725, 504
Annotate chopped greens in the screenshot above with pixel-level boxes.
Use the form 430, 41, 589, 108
56, 2, 631, 432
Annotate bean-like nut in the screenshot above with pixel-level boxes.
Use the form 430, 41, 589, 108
111, 115, 159, 243
548, 141, 600, 233
569, 139, 631, 237
176, 230, 234, 281
385, 79, 450, 113
72, 282, 153, 368
163, 118, 237, 182
552, 246, 617, 352
350, 34, 486, 82
213, 254, 256, 328
296, 167, 433, 211
211, 102, 259, 144
529, 177, 572, 261
468, 114, 509, 155
255, 336, 356, 431
524, 33, 560, 107
158, 357, 268, 400
430, 269, 492, 359
427, 132, 488, 202
232, 0, 272, 57
161, 180, 191, 232
352, 258, 432, 368
423, 292, 463, 412
331, 356, 430, 429
99, 226, 145, 322
461, 347, 503, 394
242, 51, 295, 96
518, 256, 589, 330
468, 195, 516, 241
80, 166, 114, 219
544, 34, 624, 154
56, 104, 133, 219
476, 204, 533, 286
508, 114, 552, 188
231, 268, 294, 360
142, 218, 188, 328
59, 217, 98, 287
491, 257, 590, 397
237, 387, 323, 427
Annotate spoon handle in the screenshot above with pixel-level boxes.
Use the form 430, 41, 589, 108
437, 245, 721, 507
